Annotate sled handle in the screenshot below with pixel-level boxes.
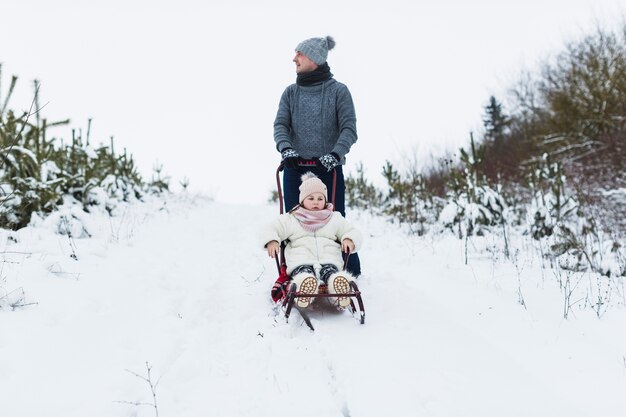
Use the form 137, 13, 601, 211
343, 248, 351, 270
276, 163, 285, 214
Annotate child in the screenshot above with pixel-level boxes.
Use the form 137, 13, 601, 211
262, 172, 363, 308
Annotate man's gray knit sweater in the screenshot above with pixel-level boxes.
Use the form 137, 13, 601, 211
273, 78, 357, 162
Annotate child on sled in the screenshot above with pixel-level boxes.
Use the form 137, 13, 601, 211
262, 172, 363, 309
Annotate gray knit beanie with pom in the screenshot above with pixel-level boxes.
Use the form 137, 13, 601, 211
295, 36, 336, 65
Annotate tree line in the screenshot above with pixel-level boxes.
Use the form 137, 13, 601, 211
0, 70, 171, 230
346, 22, 626, 282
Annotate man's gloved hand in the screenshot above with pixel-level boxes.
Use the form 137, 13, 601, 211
281, 148, 300, 169
318, 153, 340, 172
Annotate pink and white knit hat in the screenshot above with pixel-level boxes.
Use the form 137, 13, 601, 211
299, 172, 327, 203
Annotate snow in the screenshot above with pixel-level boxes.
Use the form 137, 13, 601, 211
1, 196, 625, 417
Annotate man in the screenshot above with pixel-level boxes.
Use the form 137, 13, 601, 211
273, 35, 361, 276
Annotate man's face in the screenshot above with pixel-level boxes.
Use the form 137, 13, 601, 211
293, 51, 318, 74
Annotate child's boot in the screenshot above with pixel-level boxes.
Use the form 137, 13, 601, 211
292, 273, 318, 308
328, 272, 354, 308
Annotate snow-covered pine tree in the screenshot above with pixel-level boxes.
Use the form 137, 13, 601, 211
439, 134, 508, 239
345, 162, 382, 212
0, 68, 160, 230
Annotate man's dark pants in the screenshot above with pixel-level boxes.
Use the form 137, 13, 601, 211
283, 165, 362, 276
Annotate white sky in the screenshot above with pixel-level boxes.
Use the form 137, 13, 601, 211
2, 0, 625, 203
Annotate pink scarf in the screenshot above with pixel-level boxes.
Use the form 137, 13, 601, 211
293, 204, 334, 232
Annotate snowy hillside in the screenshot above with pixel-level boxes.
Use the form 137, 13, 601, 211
1, 196, 625, 417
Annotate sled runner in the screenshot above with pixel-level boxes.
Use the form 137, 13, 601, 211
272, 161, 366, 331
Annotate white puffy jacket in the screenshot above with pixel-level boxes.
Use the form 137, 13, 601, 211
261, 212, 363, 275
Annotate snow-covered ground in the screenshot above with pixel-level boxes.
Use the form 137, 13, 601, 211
1, 196, 625, 417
